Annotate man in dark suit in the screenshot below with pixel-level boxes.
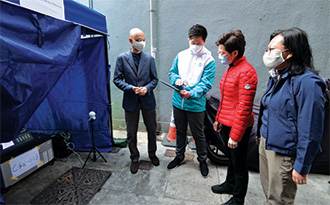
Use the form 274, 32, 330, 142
113, 28, 159, 174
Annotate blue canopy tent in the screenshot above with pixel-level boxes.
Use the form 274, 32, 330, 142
0, 0, 113, 152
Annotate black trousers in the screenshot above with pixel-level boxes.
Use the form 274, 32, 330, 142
173, 106, 207, 163
221, 125, 251, 203
125, 103, 157, 161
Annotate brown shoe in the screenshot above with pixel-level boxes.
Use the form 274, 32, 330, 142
130, 161, 139, 174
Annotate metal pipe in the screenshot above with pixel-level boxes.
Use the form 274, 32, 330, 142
149, 0, 156, 58
89, 0, 93, 9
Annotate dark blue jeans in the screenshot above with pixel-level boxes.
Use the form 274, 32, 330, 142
173, 106, 207, 163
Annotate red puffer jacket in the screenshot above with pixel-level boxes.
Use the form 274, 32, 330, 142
215, 56, 258, 142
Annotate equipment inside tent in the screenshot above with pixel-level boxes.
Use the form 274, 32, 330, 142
0, 0, 113, 155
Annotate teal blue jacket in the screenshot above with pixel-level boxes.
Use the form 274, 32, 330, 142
169, 48, 216, 112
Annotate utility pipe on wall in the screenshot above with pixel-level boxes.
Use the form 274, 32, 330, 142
89, 0, 93, 9
149, 0, 156, 58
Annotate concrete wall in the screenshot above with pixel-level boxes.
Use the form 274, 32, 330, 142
80, 0, 330, 133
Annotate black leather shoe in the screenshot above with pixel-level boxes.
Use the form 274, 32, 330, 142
167, 156, 184, 169
130, 161, 139, 174
221, 197, 243, 205
150, 156, 160, 166
211, 182, 234, 195
200, 161, 209, 177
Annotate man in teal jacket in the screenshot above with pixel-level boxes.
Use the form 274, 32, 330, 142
167, 24, 216, 177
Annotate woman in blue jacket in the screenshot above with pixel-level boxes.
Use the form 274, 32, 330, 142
258, 27, 325, 204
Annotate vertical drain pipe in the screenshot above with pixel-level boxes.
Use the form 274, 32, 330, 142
89, 0, 93, 9
149, 0, 156, 58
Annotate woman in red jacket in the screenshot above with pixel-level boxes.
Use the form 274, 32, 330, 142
211, 30, 258, 205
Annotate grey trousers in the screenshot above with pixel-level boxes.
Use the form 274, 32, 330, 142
259, 136, 297, 205
125, 103, 157, 161
173, 106, 207, 163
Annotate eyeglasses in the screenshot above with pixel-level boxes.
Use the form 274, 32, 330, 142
265, 48, 288, 54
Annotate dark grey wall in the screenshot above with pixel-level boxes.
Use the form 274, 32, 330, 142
88, 0, 330, 132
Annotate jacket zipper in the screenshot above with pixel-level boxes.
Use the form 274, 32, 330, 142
265, 77, 279, 147
181, 54, 194, 110
257, 79, 273, 144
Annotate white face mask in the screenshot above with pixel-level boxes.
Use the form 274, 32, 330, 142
189, 44, 203, 54
133, 40, 145, 51
263, 49, 286, 69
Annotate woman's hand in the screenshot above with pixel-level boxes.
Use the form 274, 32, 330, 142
228, 138, 238, 149
292, 169, 307, 184
213, 121, 221, 132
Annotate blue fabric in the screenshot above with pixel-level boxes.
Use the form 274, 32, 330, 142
113, 50, 158, 112
2, 0, 107, 34
257, 70, 325, 174
1, 2, 112, 152
260, 67, 289, 139
1, 2, 81, 142
3, 0, 18, 4
24, 37, 112, 152
64, 0, 107, 34
260, 78, 275, 139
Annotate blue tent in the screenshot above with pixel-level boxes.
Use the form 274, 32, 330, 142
0, 0, 113, 152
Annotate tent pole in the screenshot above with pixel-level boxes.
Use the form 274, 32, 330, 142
104, 35, 114, 147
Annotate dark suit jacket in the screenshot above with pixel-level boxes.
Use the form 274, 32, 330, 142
113, 50, 158, 112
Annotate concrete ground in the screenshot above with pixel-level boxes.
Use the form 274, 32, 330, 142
2, 130, 330, 204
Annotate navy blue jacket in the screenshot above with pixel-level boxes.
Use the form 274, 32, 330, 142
113, 50, 158, 112
257, 69, 325, 175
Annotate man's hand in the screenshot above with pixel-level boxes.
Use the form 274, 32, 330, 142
228, 138, 238, 149
139, 87, 148, 96
133, 86, 141, 94
132, 86, 147, 96
175, 79, 187, 86
292, 169, 307, 184
179, 90, 190, 99
213, 121, 222, 132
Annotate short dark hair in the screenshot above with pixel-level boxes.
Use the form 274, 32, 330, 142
215, 30, 246, 58
270, 27, 317, 74
188, 24, 208, 41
